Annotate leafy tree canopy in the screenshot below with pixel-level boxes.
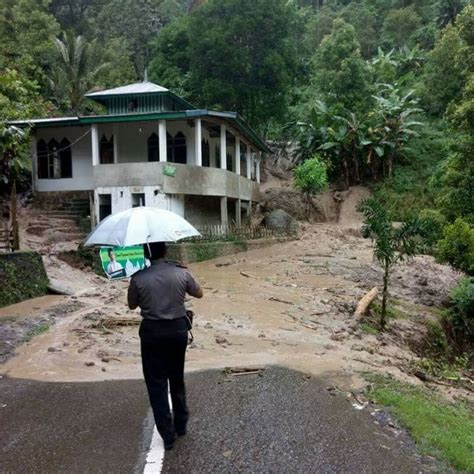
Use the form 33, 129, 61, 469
150, 0, 298, 134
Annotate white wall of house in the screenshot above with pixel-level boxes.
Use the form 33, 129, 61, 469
94, 186, 184, 220
34, 126, 94, 191
107, 120, 197, 165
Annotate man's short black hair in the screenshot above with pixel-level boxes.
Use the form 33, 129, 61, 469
144, 242, 167, 261
108, 248, 114, 257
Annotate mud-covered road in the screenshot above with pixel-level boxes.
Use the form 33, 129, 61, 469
0, 187, 465, 472
1, 367, 436, 473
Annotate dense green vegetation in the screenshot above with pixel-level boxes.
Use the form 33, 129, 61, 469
0, 0, 472, 362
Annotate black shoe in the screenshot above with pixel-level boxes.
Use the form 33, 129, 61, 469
176, 429, 186, 437
164, 439, 175, 450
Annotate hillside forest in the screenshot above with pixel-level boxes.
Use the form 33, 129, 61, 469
0, 1, 473, 353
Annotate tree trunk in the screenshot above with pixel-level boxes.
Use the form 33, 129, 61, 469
11, 180, 19, 251
343, 158, 349, 188
381, 261, 389, 329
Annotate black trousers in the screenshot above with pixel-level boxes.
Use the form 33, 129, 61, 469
139, 317, 189, 444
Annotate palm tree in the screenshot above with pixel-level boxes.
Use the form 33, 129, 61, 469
53, 32, 108, 113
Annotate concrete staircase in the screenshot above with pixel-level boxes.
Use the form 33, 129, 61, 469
26, 198, 92, 245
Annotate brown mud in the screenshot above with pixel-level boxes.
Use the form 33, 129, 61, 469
0, 188, 468, 401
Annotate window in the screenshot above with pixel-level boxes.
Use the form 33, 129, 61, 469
166, 131, 187, 164
215, 144, 220, 168
37, 139, 48, 179
100, 135, 114, 164
202, 139, 210, 167
147, 133, 159, 162
99, 194, 112, 221
59, 138, 72, 178
37, 138, 73, 179
132, 193, 145, 207
128, 99, 137, 112
226, 152, 233, 172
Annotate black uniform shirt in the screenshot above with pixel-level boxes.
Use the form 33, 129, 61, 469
128, 260, 200, 320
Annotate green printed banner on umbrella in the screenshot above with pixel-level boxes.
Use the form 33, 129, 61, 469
100, 246, 147, 280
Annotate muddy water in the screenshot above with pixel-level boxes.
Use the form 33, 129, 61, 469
0, 295, 66, 320
1, 230, 365, 388
0, 223, 462, 397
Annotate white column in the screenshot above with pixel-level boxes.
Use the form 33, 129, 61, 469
220, 196, 228, 226
235, 136, 241, 176
246, 144, 251, 179
91, 124, 99, 166
235, 199, 241, 227
195, 118, 202, 166
256, 155, 261, 183
113, 125, 119, 164
220, 124, 227, 170
159, 120, 167, 162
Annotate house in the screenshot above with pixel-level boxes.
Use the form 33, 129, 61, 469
10, 81, 269, 227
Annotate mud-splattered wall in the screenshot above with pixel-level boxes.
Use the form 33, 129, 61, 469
0, 252, 49, 307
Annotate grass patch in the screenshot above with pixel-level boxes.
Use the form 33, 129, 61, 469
360, 321, 379, 335
365, 374, 474, 471
359, 299, 407, 334
22, 322, 50, 343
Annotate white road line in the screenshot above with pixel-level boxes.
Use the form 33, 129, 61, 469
143, 426, 165, 474
143, 391, 172, 474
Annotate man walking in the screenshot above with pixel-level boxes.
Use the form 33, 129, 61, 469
128, 242, 203, 450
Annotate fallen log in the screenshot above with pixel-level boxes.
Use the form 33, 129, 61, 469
268, 296, 293, 305
224, 366, 266, 376
93, 317, 141, 329
353, 287, 379, 319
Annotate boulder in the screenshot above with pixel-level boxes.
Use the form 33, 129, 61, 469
258, 188, 339, 222
262, 209, 298, 232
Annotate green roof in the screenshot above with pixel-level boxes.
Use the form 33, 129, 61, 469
9, 110, 270, 153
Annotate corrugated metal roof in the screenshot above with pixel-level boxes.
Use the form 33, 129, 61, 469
8, 110, 271, 153
85, 81, 169, 97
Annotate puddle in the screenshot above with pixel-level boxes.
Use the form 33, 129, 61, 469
0, 295, 67, 320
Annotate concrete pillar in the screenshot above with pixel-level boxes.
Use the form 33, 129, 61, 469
246, 144, 251, 179
113, 125, 119, 164
91, 124, 99, 166
159, 120, 167, 162
220, 124, 227, 170
235, 199, 242, 227
235, 136, 241, 176
30, 133, 37, 192
256, 156, 261, 183
195, 118, 202, 166
220, 196, 228, 226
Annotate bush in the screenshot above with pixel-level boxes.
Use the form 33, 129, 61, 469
418, 208, 446, 252
441, 277, 474, 354
436, 218, 474, 274
293, 155, 328, 195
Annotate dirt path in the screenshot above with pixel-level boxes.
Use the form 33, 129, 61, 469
338, 186, 371, 227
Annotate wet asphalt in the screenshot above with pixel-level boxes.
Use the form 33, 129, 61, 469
1, 367, 434, 473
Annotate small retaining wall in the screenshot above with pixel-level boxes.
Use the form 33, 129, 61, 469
167, 237, 290, 263
0, 251, 49, 307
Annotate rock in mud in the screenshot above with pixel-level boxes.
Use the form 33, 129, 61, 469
262, 209, 298, 232
215, 336, 228, 345
84, 361, 95, 367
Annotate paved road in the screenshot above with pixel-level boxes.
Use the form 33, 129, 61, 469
1, 367, 434, 473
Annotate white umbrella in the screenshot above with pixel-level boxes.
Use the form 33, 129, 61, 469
84, 207, 200, 247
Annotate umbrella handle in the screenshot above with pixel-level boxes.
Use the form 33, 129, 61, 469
146, 236, 151, 259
